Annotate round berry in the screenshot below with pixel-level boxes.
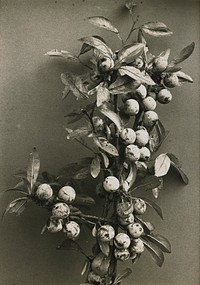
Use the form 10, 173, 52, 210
128, 223, 144, 238
132, 57, 144, 70
120, 128, 136, 144
103, 176, 120, 192
135, 84, 147, 99
97, 225, 115, 242
163, 73, 179, 88
114, 233, 131, 249
130, 238, 145, 253
142, 96, 157, 111
140, 147, 151, 161
142, 111, 159, 127
135, 128, 149, 146
98, 57, 114, 72
47, 218, 63, 233
52, 203, 70, 219
133, 198, 147, 215
35, 184, 53, 201
117, 202, 134, 218
157, 89, 172, 104
58, 186, 76, 203
92, 116, 105, 132
124, 99, 140, 116
63, 221, 80, 239
118, 213, 135, 226
114, 248, 130, 261
125, 144, 140, 161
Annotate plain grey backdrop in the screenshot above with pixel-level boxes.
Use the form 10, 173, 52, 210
0, 0, 199, 284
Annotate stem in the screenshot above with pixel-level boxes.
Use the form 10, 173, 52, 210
71, 212, 114, 224
125, 14, 140, 44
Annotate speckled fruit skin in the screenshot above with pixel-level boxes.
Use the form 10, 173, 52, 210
97, 225, 115, 242
114, 233, 131, 249
117, 202, 134, 218
52, 203, 70, 219
103, 176, 120, 192
157, 88, 172, 104
133, 198, 147, 214
142, 111, 159, 127
114, 248, 130, 261
63, 221, 80, 239
120, 128, 136, 144
125, 144, 141, 161
163, 73, 179, 88
58, 186, 76, 203
47, 218, 63, 233
130, 238, 145, 253
118, 213, 135, 226
140, 147, 151, 161
98, 57, 114, 72
124, 99, 140, 116
35, 183, 53, 200
87, 271, 105, 284
132, 57, 144, 70
128, 223, 144, 238
92, 116, 105, 132
142, 96, 157, 111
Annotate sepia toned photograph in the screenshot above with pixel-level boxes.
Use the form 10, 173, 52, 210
0, 0, 199, 284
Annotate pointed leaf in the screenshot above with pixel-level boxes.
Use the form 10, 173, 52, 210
139, 197, 163, 219
98, 240, 110, 257
73, 167, 91, 180
109, 76, 139, 95
113, 268, 132, 284
142, 239, 164, 267
66, 126, 92, 140
138, 29, 146, 45
117, 43, 145, 65
27, 148, 40, 193
99, 152, 109, 168
2, 197, 29, 219
149, 120, 169, 152
45, 49, 79, 61
87, 16, 119, 34
144, 234, 171, 253
96, 85, 110, 107
61, 73, 88, 100
175, 71, 193, 83
79, 36, 113, 58
119, 66, 156, 85
81, 259, 90, 276
142, 22, 173, 37
131, 175, 161, 192
99, 103, 123, 132
90, 156, 101, 178
170, 161, 189, 185
135, 216, 155, 234
93, 136, 119, 157
154, 153, 171, 177
168, 42, 195, 67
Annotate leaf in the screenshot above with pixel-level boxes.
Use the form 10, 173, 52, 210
138, 29, 147, 45
99, 103, 123, 132
73, 167, 91, 180
27, 147, 40, 193
175, 71, 193, 83
45, 49, 79, 61
99, 152, 109, 168
74, 194, 95, 206
154, 153, 171, 177
61, 73, 88, 100
168, 42, 195, 67
149, 120, 169, 152
109, 76, 139, 95
119, 66, 156, 85
79, 36, 113, 59
90, 156, 101, 178
152, 177, 163, 199
131, 175, 161, 192
87, 16, 119, 34
142, 239, 164, 267
142, 22, 173, 37
57, 239, 83, 251
144, 234, 171, 253
96, 85, 110, 107
169, 160, 189, 185
134, 216, 155, 234
2, 197, 29, 219
139, 197, 163, 219
4, 188, 29, 196
124, 163, 137, 190
81, 259, 90, 276
116, 43, 145, 65
113, 268, 132, 284
98, 240, 110, 257
93, 136, 119, 157
66, 126, 92, 140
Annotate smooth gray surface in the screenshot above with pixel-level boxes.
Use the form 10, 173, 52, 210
0, 0, 199, 284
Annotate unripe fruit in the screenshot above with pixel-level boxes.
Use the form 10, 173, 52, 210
118, 213, 135, 226
125, 144, 140, 161
157, 89, 172, 104
120, 128, 136, 144
132, 57, 144, 70
135, 128, 149, 146
142, 96, 157, 111
130, 238, 145, 254
154, 57, 168, 72
92, 116, 105, 132
63, 221, 80, 239
133, 198, 147, 214
87, 271, 105, 284
114, 233, 131, 249
35, 183, 53, 201
124, 99, 140, 116
117, 202, 134, 218
135, 84, 147, 99
142, 111, 158, 127
52, 203, 70, 219
58, 186, 76, 203
128, 223, 144, 238
140, 147, 151, 161
97, 225, 115, 242
98, 56, 114, 72
114, 248, 130, 261
103, 176, 120, 192
47, 218, 63, 233
163, 73, 179, 88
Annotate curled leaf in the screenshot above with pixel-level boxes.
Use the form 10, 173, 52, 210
154, 153, 171, 177
116, 43, 145, 65
142, 22, 173, 37
119, 66, 156, 85
90, 156, 101, 178
2, 197, 29, 219
98, 240, 110, 257
87, 16, 119, 34
99, 103, 123, 132
45, 49, 79, 61
66, 126, 92, 140
99, 152, 109, 168
175, 71, 193, 83
93, 136, 119, 157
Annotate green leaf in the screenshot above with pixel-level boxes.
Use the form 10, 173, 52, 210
87, 16, 119, 34
45, 49, 79, 61
168, 42, 195, 67
175, 71, 193, 83
142, 239, 164, 267
66, 126, 92, 140
98, 240, 110, 257
90, 156, 101, 178
113, 268, 132, 284
116, 43, 145, 65
144, 234, 171, 253
93, 136, 119, 157
96, 85, 110, 107
79, 36, 113, 59
2, 197, 29, 219
142, 22, 173, 37
99, 103, 123, 132
131, 175, 161, 192
139, 197, 163, 219
61, 73, 88, 100
154, 153, 171, 177
119, 66, 156, 85
27, 147, 40, 193
74, 194, 95, 206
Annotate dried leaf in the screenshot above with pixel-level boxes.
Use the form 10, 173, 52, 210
27, 148, 40, 193
93, 136, 119, 157
61, 73, 88, 100
154, 153, 171, 177
144, 234, 171, 253
175, 71, 193, 83
99, 103, 123, 132
117, 43, 145, 65
142, 239, 164, 267
142, 22, 173, 37
131, 175, 160, 192
87, 16, 119, 34
2, 197, 29, 219
45, 49, 79, 61
168, 42, 195, 67
119, 66, 156, 85
139, 197, 163, 219
90, 156, 101, 178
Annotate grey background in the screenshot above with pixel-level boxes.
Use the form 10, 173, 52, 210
0, 0, 199, 284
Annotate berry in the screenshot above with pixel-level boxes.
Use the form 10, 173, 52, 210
124, 99, 140, 116
114, 233, 131, 249
128, 223, 144, 238
142, 96, 157, 111
120, 128, 136, 144
98, 57, 114, 72
140, 147, 151, 161
92, 116, 105, 132
135, 128, 149, 146
133, 198, 147, 214
58, 186, 76, 203
118, 213, 135, 226
35, 183, 53, 201
125, 144, 141, 161
63, 221, 80, 239
103, 176, 120, 192
132, 57, 144, 69
142, 111, 158, 127
52, 203, 70, 219
135, 84, 147, 99
130, 238, 145, 254
157, 89, 172, 104
114, 248, 130, 261
163, 73, 179, 88
47, 218, 63, 233
97, 225, 115, 242
117, 202, 134, 218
